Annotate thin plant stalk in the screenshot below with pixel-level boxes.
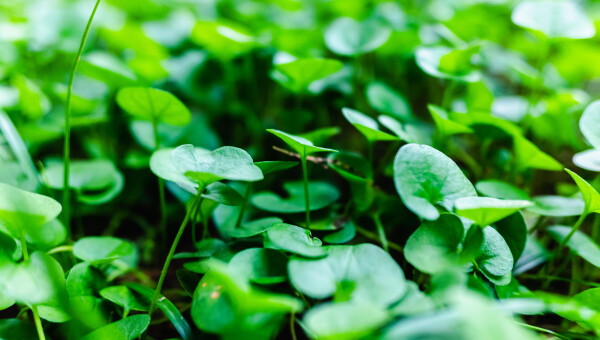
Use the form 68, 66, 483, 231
301, 153, 310, 228
63, 0, 102, 237
20, 230, 46, 340
152, 118, 168, 244
542, 213, 587, 286
235, 183, 252, 229
373, 213, 388, 252
148, 190, 204, 316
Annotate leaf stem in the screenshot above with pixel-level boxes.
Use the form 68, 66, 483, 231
235, 183, 252, 229
515, 322, 569, 340
301, 152, 310, 228
152, 118, 168, 248
372, 213, 388, 252
47, 245, 74, 255
355, 225, 403, 252
63, 0, 102, 237
290, 312, 297, 340
32, 306, 46, 340
148, 191, 203, 316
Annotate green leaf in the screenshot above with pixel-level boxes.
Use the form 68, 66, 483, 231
404, 214, 464, 274
454, 197, 532, 227
428, 105, 472, 138
44, 159, 124, 205
81, 315, 150, 340
573, 149, 600, 172
512, 0, 595, 39
228, 217, 283, 238
476, 227, 514, 285
79, 51, 137, 87
513, 136, 562, 171
288, 244, 406, 306
267, 129, 337, 157
548, 225, 600, 268
475, 180, 530, 200
0, 319, 37, 340
366, 82, 412, 120
303, 301, 389, 340
566, 168, 600, 215
323, 219, 356, 244
99, 285, 148, 314
342, 108, 399, 142
251, 181, 339, 213
73, 236, 138, 268
527, 195, 584, 217
298, 127, 341, 146
580, 100, 600, 149
415, 46, 480, 82
25, 219, 66, 250
202, 182, 244, 206
150, 145, 263, 189
228, 248, 287, 285
273, 58, 343, 92
264, 223, 327, 258
191, 21, 256, 59
0, 183, 61, 242
377, 115, 419, 143
254, 161, 297, 175
116, 87, 191, 126
493, 212, 527, 264
393, 144, 477, 220
324, 17, 391, 56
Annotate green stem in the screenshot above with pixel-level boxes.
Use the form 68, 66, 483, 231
32, 306, 46, 340
290, 312, 297, 340
62, 0, 102, 237
235, 183, 252, 229
515, 322, 569, 340
152, 118, 168, 245
373, 213, 388, 252
301, 153, 310, 228
355, 226, 403, 252
47, 245, 73, 255
148, 192, 203, 316
542, 213, 587, 286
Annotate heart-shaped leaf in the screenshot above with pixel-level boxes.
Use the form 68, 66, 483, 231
394, 144, 477, 220
342, 108, 399, 143
0, 183, 62, 241
44, 159, 124, 205
273, 58, 343, 92
228, 248, 287, 284
267, 129, 337, 158
548, 225, 600, 268
325, 17, 391, 56
454, 197, 532, 227
303, 301, 390, 340
264, 223, 327, 258
512, 0, 595, 39
251, 181, 339, 213
405, 214, 464, 274
288, 244, 406, 306
116, 87, 191, 126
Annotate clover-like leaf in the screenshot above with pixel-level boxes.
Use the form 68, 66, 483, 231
0, 183, 62, 241
273, 58, 343, 92
228, 248, 287, 285
81, 315, 150, 340
580, 100, 600, 150
267, 129, 337, 158
454, 197, 532, 227
264, 223, 327, 258
303, 301, 390, 340
548, 225, 600, 268
404, 214, 464, 274
512, 0, 595, 39
342, 108, 399, 143
44, 159, 124, 205
288, 244, 406, 306
394, 144, 477, 220
116, 87, 191, 126
566, 169, 600, 215
325, 17, 391, 56
251, 181, 339, 213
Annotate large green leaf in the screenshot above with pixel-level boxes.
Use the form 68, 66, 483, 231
393, 144, 477, 220
116, 87, 191, 126
512, 0, 595, 39
476, 227, 514, 285
288, 244, 406, 306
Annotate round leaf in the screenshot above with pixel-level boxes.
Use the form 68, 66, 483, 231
303, 302, 389, 340
264, 223, 327, 258
251, 181, 339, 213
325, 17, 391, 56
512, 0, 595, 39
228, 248, 287, 284
116, 87, 191, 126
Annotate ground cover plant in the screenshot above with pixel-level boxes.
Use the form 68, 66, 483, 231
4, 0, 600, 339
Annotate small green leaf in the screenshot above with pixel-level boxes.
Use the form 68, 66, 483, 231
475, 180, 530, 200
366, 82, 412, 120
0, 183, 61, 242
454, 197, 532, 227
202, 182, 245, 206
323, 219, 356, 244
342, 107, 399, 142
404, 214, 464, 274
251, 181, 339, 213
228, 217, 282, 238
415, 46, 480, 82
288, 244, 406, 306
81, 315, 150, 340
527, 195, 584, 217
267, 129, 337, 158
99, 285, 148, 314
116, 87, 191, 126
566, 169, 600, 215
273, 58, 343, 92
493, 212, 527, 264
393, 144, 477, 220
264, 223, 327, 258
254, 161, 297, 175
73, 236, 138, 267
303, 301, 389, 340
580, 100, 600, 150
512, 0, 595, 39
548, 225, 600, 268
476, 227, 514, 286
573, 149, 600, 172
325, 18, 391, 56
428, 105, 472, 138
513, 136, 562, 171
228, 248, 287, 285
